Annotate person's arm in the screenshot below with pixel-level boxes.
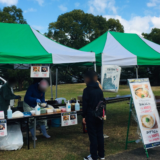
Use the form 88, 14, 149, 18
97, 80, 103, 90
40, 93, 46, 103
82, 89, 88, 119
2, 86, 17, 101
25, 87, 37, 103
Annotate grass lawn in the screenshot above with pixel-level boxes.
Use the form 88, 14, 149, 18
1, 83, 160, 160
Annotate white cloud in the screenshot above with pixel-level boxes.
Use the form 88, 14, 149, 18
35, 0, 44, 6
88, 0, 117, 14
24, 8, 37, 13
59, 5, 67, 12
75, 2, 80, 7
147, 0, 160, 7
0, 0, 18, 5
104, 15, 160, 35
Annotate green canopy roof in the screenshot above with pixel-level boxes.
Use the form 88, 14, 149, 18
0, 23, 95, 65
80, 31, 160, 66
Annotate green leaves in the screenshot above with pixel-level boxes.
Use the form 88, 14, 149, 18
0, 5, 27, 24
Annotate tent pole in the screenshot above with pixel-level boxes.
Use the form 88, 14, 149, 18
55, 68, 58, 98
94, 62, 97, 72
136, 66, 138, 79
49, 65, 53, 100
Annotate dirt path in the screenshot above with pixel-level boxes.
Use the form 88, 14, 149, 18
106, 147, 160, 160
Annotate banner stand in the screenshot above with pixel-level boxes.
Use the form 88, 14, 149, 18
125, 97, 149, 158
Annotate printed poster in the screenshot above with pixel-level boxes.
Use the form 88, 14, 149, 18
0, 119, 7, 136
128, 78, 160, 149
61, 112, 78, 127
101, 65, 121, 92
30, 66, 49, 78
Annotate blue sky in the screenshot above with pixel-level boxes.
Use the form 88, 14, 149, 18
0, 0, 160, 35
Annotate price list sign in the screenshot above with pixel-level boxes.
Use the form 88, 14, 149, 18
30, 66, 49, 78
61, 112, 78, 127
128, 78, 160, 149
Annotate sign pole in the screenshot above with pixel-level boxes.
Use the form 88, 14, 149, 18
50, 65, 53, 100
55, 68, 58, 98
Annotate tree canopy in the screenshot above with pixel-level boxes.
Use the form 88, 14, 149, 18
45, 10, 124, 49
0, 5, 26, 24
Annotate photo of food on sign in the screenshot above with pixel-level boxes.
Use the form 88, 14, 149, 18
0, 124, 5, 130
70, 115, 76, 120
140, 114, 158, 130
132, 84, 151, 99
33, 66, 40, 72
63, 115, 69, 121
41, 67, 48, 72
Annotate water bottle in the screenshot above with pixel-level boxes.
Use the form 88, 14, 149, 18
75, 100, 80, 111
7, 105, 12, 119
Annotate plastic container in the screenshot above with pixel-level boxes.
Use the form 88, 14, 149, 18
35, 103, 40, 115
66, 100, 71, 112
7, 106, 12, 119
51, 118, 61, 127
75, 100, 80, 111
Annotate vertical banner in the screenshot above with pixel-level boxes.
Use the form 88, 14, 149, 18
0, 119, 7, 136
61, 112, 78, 127
101, 65, 121, 92
128, 78, 160, 149
30, 66, 49, 78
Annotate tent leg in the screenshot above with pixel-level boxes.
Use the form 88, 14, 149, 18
94, 62, 97, 72
136, 66, 138, 79
55, 68, 58, 98
50, 66, 53, 100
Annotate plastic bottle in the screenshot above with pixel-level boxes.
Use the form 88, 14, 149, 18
7, 105, 12, 119
75, 100, 80, 111
35, 103, 41, 115
66, 100, 71, 112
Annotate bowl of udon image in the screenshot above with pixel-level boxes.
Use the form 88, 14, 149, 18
141, 114, 155, 129
135, 87, 149, 99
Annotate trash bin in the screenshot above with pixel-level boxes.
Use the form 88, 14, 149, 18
51, 118, 61, 127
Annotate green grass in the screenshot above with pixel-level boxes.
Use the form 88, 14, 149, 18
1, 83, 160, 160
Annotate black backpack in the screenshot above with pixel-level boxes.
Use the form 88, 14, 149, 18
93, 99, 106, 120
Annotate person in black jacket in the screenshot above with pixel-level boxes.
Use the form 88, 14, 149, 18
82, 71, 105, 160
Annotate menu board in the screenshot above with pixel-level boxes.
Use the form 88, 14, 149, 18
0, 119, 7, 137
101, 65, 121, 92
128, 78, 160, 149
30, 66, 49, 78
61, 112, 78, 127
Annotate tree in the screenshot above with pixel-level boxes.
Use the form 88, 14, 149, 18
45, 10, 124, 49
142, 28, 160, 85
0, 5, 26, 24
0, 69, 32, 90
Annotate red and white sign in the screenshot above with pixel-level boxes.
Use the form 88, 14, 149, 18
30, 66, 49, 78
128, 78, 160, 149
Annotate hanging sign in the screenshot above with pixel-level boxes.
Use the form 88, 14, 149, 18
0, 119, 7, 136
61, 111, 78, 127
101, 65, 121, 92
30, 66, 49, 78
128, 78, 160, 149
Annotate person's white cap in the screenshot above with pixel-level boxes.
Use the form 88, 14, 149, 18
39, 79, 49, 89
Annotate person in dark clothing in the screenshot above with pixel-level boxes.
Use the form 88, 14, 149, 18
0, 77, 21, 117
83, 71, 105, 160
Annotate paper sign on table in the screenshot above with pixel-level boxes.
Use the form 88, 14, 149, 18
0, 119, 7, 136
61, 111, 78, 127
30, 66, 49, 78
128, 78, 160, 149
0, 111, 4, 119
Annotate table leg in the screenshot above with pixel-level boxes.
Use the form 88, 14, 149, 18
34, 118, 36, 149
26, 118, 30, 150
